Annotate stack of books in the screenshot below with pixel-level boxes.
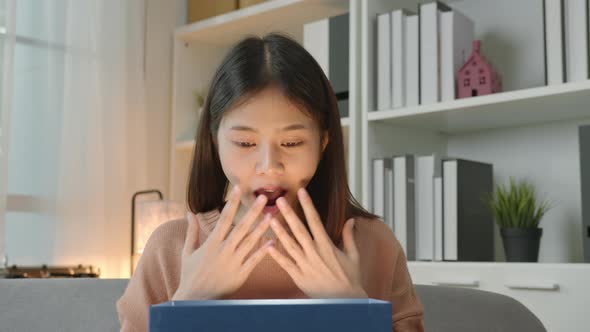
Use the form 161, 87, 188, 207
372, 154, 494, 262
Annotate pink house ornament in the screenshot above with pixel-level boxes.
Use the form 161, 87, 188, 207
457, 40, 502, 98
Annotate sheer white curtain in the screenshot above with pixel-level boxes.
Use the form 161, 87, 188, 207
1, 0, 150, 278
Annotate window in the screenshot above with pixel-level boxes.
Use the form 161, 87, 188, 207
1, 0, 69, 264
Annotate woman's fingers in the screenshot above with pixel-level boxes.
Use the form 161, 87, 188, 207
234, 214, 272, 260
241, 239, 275, 276
211, 186, 242, 243
267, 244, 302, 281
276, 197, 315, 253
297, 188, 331, 247
182, 211, 199, 255
225, 194, 267, 250
269, 217, 306, 263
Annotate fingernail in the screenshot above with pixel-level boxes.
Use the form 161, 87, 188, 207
186, 212, 193, 223
276, 197, 285, 206
232, 186, 240, 196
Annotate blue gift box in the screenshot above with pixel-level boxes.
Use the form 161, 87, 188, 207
149, 298, 392, 332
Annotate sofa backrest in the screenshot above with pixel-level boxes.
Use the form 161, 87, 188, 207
0, 279, 545, 332
416, 284, 546, 331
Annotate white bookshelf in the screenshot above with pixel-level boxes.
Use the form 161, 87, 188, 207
357, 0, 590, 329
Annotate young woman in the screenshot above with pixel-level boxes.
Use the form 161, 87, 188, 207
117, 33, 424, 332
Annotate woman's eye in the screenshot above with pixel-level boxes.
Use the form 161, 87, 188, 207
235, 141, 256, 148
283, 141, 303, 147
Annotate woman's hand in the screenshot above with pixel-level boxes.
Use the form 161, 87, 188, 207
172, 186, 274, 301
267, 188, 368, 299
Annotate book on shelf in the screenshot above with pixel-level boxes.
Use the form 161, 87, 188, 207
404, 12, 420, 108
433, 176, 443, 261
544, 0, 566, 85
391, 9, 407, 109
372, 158, 393, 231
419, 1, 452, 105
377, 12, 392, 111
564, 0, 589, 82
414, 153, 442, 261
440, 9, 474, 102
303, 13, 349, 118
578, 124, 590, 263
394, 155, 416, 260
442, 158, 494, 262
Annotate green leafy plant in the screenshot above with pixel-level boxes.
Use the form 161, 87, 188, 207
485, 178, 551, 229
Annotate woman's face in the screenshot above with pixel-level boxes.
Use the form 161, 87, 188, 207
216, 87, 327, 221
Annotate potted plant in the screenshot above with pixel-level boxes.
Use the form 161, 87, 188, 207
486, 178, 552, 262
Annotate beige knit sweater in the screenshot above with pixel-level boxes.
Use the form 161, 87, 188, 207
116, 209, 425, 331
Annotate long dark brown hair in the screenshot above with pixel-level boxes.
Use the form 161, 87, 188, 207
187, 33, 376, 246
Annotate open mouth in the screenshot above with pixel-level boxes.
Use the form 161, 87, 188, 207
254, 187, 287, 207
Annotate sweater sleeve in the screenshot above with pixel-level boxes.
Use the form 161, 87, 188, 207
116, 219, 186, 332
389, 237, 425, 332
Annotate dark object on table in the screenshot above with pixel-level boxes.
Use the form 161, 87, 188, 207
0, 264, 100, 278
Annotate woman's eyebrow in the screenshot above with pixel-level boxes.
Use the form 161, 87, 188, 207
229, 124, 308, 132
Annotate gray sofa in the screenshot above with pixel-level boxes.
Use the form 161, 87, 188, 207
0, 279, 545, 332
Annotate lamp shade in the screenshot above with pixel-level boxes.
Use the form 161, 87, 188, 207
134, 200, 185, 254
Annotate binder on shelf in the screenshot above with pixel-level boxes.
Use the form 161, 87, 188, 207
578, 125, 590, 263
330, 13, 350, 117
391, 9, 406, 109
372, 158, 393, 230
442, 159, 494, 262
385, 165, 395, 232
544, 0, 566, 85
303, 13, 350, 118
440, 9, 474, 102
433, 176, 443, 261
419, 1, 452, 105
393, 155, 415, 260
564, 0, 589, 82
415, 153, 442, 261
377, 12, 392, 111
404, 12, 420, 107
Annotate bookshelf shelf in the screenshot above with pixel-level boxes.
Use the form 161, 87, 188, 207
176, 0, 348, 44
368, 80, 590, 134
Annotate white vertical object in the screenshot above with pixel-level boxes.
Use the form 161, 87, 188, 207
391, 10, 405, 109
377, 12, 391, 111
433, 176, 443, 261
545, 0, 566, 84
440, 10, 474, 101
385, 166, 395, 231
415, 154, 441, 261
404, 13, 419, 107
564, 0, 589, 82
394, 156, 408, 255
443, 160, 458, 261
372, 158, 385, 217
420, 2, 450, 105
303, 18, 330, 78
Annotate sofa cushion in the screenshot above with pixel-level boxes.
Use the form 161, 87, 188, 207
0, 278, 128, 332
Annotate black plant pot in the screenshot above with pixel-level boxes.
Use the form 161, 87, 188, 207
500, 227, 543, 262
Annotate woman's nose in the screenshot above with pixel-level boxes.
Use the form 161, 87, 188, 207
255, 143, 284, 175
